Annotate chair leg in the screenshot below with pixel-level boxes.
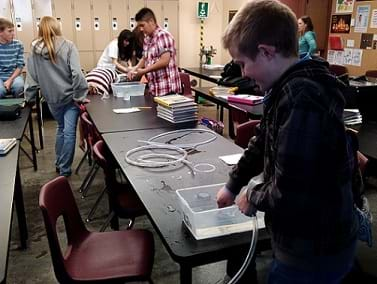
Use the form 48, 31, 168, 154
85, 186, 107, 222
110, 214, 120, 231
78, 162, 98, 194
81, 164, 100, 198
100, 211, 116, 232
126, 218, 136, 230
75, 149, 89, 175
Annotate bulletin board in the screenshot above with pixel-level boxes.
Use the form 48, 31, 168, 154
328, 0, 377, 76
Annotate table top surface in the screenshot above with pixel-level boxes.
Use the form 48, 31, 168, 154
357, 121, 377, 159
181, 67, 222, 84
85, 94, 174, 134
102, 127, 266, 265
0, 143, 19, 284
349, 79, 377, 88
0, 107, 31, 140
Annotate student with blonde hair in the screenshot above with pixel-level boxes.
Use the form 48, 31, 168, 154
0, 17, 24, 98
25, 16, 88, 177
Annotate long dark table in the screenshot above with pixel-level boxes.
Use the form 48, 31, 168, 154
85, 94, 173, 134
0, 142, 28, 284
181, 67, 222, 85
192, 87, 263, 138
102, 127, 270, 284
0, 107, 37, 171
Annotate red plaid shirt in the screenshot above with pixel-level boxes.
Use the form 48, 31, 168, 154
143, 27, 181, 96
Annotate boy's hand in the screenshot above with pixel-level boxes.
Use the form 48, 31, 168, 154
216, 186, 236, 208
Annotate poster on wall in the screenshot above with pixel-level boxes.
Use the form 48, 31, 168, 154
327, 50, 336, 64
354, 5, 370, 33
335, 50, 345, 65
360, 33, 373, 49
331, 14, 351, 33
351, 48, 363, 66
336, 0, 355, 14
343, 48, 353, 65
229, 10, 237, 23
370, 9, 377, 28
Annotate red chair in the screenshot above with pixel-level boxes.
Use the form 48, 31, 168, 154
365, 70, 377, 80
77, 112, 102, 197
39, 176, 154, 283
179, 72, 192, 96
234, 120, 261, 149
329, 64, 349, 85
92, 140, 146, 231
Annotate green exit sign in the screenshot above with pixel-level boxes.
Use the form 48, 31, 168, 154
197, 2, 209, 19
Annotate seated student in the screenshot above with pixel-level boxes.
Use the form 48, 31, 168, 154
0, 18, 25, 98
85, 67, 118, 97
97, 29, 137, 74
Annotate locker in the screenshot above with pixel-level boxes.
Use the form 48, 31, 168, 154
12, 0, 34, 52
79, 51, 95, 72
128, 0, 145, 26
146, 0, 162, 24
162, 1, 179, 57
110, 0, 128, 38
52, 0, 75, 42
72, 0, 94, 51
92, 0, 111, 51
0, 0, 12, 21
32, 0, 53, 38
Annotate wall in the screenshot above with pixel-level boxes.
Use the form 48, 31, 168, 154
178, 0, 223, 67
329, 0, 377, 76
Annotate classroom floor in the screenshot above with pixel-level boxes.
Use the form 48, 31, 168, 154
6, 104, 377, 284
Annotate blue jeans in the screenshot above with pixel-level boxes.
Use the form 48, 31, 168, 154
268, 241, 357, 284
0, 76, 24, 98
48, 102, 80, 176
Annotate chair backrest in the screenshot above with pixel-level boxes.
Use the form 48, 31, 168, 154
39, 176, 88, 283
93, 140, 118, 181
80, 111, 100, 149
235, 120, 261, 149
329, 64, 349, 85
179, 72, 192, 96
365, 70, 377, 79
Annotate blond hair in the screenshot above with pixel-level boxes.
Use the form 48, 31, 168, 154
0, 18, 14, 32
35, 16, 62, 63
223, 0, 298, 60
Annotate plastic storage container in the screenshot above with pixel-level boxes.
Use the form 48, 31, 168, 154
176, 183, 263, 240
111, 82, 146, 98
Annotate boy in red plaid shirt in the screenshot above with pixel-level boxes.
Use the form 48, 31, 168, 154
129, 8, 181, 97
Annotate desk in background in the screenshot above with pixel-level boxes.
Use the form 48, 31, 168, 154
180, 67, 223, 85
85, 94, 173, 134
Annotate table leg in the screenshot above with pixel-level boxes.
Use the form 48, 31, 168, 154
180, 264, 192, 284
35, 93, 44, 150
28, 110, 38, 171
15, 165, 28, 249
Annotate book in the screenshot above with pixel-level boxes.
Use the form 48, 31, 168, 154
156, 105, 198, 115
227, 94, 264, 106
154, 94, 196, 108
157, 112, 198, 124
0, 138, 17, 155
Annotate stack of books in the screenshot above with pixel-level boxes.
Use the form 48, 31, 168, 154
154, 94, 198, 124
343, 109, 362, 125
0, 138, 17, 155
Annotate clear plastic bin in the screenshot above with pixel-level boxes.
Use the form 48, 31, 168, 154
176, 183, 258, 240
111, 82, 146, 98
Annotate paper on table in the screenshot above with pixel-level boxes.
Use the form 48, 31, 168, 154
113, 107, 141, 114
219, 153, 243, 165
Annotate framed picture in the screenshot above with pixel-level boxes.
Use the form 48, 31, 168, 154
229, 10, 237, 23
331, 14, 351, 33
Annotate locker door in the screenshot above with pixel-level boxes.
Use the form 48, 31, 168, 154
12, 0, 34, 53
52, 0, 75, 42
110, 0, 128, 37
33, 0, 53, 37
162, 0, 179, 58
73, 0, 95, 71
92, 0, 111, 52
128, 0, 145, 27
146, 0, 162, 24
0, 0, 12, 21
